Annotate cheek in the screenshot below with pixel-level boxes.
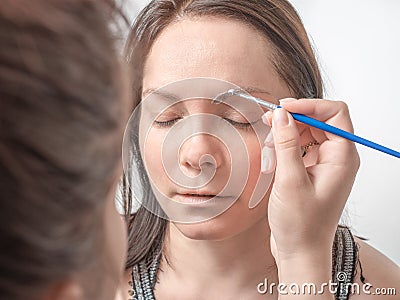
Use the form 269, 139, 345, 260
245, 134, 263, 178
142, 130, 164, 179
239, 133, 273, 209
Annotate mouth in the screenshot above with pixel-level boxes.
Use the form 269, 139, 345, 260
175, 192, 233, 204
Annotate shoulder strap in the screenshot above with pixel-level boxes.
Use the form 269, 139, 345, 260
332, 225, 358, 300
130, 255, 159, 300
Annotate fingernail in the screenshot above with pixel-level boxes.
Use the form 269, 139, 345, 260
264, 130, 273, 146
261, 146, 276, 174
262, 111, 273, 126
261, 147, 269, 172
273, 108, 289, 127
279, 98, 297, 104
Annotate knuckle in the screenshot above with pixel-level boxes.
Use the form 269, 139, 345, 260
274, 133, 299, 151
352, 147, 361, 171
341, 140, 360, 171
337, 100, 350, 115
335, 100, 354, 133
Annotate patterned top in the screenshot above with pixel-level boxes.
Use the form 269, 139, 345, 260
129, 226, 359, 300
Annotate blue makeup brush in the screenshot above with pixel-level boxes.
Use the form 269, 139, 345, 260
213, 89, 400, 158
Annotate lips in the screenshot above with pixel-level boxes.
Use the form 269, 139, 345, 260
174, 191, 233, 204
177, 189, 230, 197
181, 193, 216, 197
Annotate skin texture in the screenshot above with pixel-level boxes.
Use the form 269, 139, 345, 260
119, 16, 400, 300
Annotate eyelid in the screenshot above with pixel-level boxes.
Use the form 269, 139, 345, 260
222, 118, 260, 130
154, 110, 183, 120
153, 115, 260, 129
221, 109, 260, 123
153, 117, 182, 128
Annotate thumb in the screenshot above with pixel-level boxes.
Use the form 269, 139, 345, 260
272, 108, 309, 184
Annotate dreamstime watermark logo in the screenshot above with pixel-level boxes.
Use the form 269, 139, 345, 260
122, 77, 275, 223
336, 271, 347, 282
257, 272, 396, 296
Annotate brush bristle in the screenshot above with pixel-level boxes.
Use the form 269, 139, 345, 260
212, 89, 237, 104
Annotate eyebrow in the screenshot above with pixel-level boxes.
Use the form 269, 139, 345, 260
241, 86, 273, 96
142, 86, 273, 100
141, 88, 180, 101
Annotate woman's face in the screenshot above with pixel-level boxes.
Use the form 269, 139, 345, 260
141, 17, 291, 240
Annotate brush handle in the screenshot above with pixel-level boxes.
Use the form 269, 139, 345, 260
225, 92, 400, 158
283, 108, 400, 158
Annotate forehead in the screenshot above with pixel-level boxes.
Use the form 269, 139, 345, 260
143, 17, 290, 100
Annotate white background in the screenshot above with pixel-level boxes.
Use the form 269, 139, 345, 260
128, 0, 400, 264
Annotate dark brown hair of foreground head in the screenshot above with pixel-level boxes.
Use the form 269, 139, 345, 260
0, 1, 129, 299
122, 0, 323, 269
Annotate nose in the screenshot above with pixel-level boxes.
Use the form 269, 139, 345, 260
179, 134, 223, 176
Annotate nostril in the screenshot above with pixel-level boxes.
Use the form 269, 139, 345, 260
183, 160, 201, 170
199, 154, 216, 167
180, 163, 202, 178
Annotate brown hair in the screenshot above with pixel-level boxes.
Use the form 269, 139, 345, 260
0, 0, 129, 299
123, 0, 323, 269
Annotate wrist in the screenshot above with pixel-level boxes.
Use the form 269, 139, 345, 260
275, 248, 333, 299
274, 243, 332, 266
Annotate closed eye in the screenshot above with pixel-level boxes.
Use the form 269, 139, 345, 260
153, 117, 260, 129
153, 117, 182, 128
223, 118, 259, 129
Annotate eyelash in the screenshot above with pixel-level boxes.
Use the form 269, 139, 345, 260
153, 118, 257, 129
223, 118, 255, 130
153, 118, 181, 128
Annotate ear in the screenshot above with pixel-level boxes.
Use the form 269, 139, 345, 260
41, 280, 83, 300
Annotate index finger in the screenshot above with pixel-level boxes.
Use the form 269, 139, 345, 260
279, 99, 355, 136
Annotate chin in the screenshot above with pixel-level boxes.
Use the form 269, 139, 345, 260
167, 195, 269, 241
171, 212, 248, 241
